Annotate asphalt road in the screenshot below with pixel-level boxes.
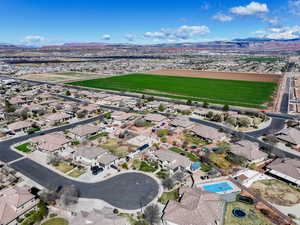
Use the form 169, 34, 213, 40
11, 159, 159, 210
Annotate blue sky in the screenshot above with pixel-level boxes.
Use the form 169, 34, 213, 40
1, 0, 300, 45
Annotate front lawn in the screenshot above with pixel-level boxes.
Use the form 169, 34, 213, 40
54, 162, 74, 173
68, 169, 85, 177
159, 189, 179, 204
15, 142, 32, 153
169, 147, 200, 162
209, 152, 231, 169
41, 218, 69, 225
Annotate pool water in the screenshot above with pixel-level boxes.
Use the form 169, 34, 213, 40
202, 181, 234, 193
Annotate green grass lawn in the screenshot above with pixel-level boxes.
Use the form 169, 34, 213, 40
169, 147, 200, 162
41, 218, 69, 225
68, 73, 277, 108
159, 189, 180, 204
15, 142, 32, 153
209, 152, 232, 169
139, 161, 157, 172
183, 134, 208, 145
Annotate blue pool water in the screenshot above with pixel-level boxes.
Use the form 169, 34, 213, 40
202, 182, 234, 193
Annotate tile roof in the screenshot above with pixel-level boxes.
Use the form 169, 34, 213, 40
230, 140, 267, 161
267, 158, 300, 181
190, 124, 224, 140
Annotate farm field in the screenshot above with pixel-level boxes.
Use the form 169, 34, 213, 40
68, 73, 278, 108
20, 72, 106, 83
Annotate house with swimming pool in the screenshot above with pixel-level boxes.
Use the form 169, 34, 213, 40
162, 187, 225, 225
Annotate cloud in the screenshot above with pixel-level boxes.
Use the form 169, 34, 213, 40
213, 13, 233, 22
259, 15, 280, 26
101, 34, 111, 40
256, 26, 300, 39
230, 2, 268, 16
144, 25, 210, 41
289, 0, 300, 15
22, 35, 46, 45
124, 34, 136, 42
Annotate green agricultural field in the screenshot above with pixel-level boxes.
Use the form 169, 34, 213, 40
240, 57, 282, 62
68, 74, 277, 108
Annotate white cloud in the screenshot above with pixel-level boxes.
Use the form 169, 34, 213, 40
230, 2, 268, 16
124, 34, 136, 41
256, 26, 300, 39
23, 35, 46, 45
144, 25, 210, 41
101, 34, 111, 40
213, 13, 233, 22
289, 0, 300, 15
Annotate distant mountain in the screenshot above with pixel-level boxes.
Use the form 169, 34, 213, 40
233, 37, 300, 42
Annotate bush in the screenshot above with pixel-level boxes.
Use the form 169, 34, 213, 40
49, 213, 57, 218
113, 208, 119, 214
121, 163, 128, 169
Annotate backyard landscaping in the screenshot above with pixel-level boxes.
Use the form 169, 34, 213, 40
100, 138, 132, 157
169, 147, 200, 162
15, 142, 32, 153
41, 218, 69, 225
159, 189, 179, 204
209, 152, 231, 169
132, 159, 157, 172
183, 133, 207, 146
224, 201, 274, 225
250, 179, 300, 206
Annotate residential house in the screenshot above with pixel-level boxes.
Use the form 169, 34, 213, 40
190, 125, 225, 143
0, 186, 38, 225
69, 124, 102, 141
111, 111, 134, 122
162, 187, 225, 225
79, 104, 99, 114
30, 132, 70, 153
73, 146, 118, 169
276, 128, 300, 147
43, 112, 73, 125
154, 149, 191, 173
267, 158, 300, 186
70, 208, 129, 225
7, 121, 33, 134
170, 117, 194, 129
230, 140, 268, 164
144, 113, 167, 123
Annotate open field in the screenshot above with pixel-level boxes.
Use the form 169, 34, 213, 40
68, 73, 278, 108
144, 69, 282, 82
20, 72, 107, 83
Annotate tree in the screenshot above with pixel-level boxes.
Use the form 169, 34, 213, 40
217, 143, 231, 154
186, 99, 192, 105
212, 113, 223, 122
4, 99, 15, 113
65, 90, 71, 96
226, 117, 237, 127
238, 118, 251, 128
144, 204, 160, 225
158, 104, 165, 112
58, 185, 80, 207
162, 177, 175, 190
20, 107, 29, 120
203, 101, 209, 108
223, 104, 229, 111
173, 171, 185, 182
76, 109, 88, 118
39, 190, 59, 205
207, 111, 214, 119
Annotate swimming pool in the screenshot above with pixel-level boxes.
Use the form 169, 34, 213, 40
202, 181, 234, 193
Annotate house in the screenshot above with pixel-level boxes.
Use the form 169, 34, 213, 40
162, 187, 225, 225
190, 125, 225, 143
69, 124, 102, 141
30, 132, 70, 153
276, 128, 300, 147
111, 111, 134, 121
144, 113, 167, 123
43, 112, 73, 125
267, 158, 300, 186
170, 117, 194, 129
0, 186, 38, 225
73, 146, 118, 168
79, 104, 99, 113
230, 140, 268, 164
127, 135, 158, 147
7, 121, 33, 133
154, 149, 191, 172
70, 208, 129, 225
173, 104, 191, 112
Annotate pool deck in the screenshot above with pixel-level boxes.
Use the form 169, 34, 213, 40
197, 178, 241, 195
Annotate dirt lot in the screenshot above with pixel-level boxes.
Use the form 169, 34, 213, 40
144, 69, 282, 83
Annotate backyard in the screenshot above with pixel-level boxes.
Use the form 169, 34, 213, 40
169, 147, 200, 162
209, 152, 232, 169
100, 138, 133, 157
250, 179, 300, 206
224, 201, 274, 225
68, 73, 278, 108
159, 189, 179, 204
41, 218, 69, 225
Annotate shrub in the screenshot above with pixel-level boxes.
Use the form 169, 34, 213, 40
49, 213, 57, 218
